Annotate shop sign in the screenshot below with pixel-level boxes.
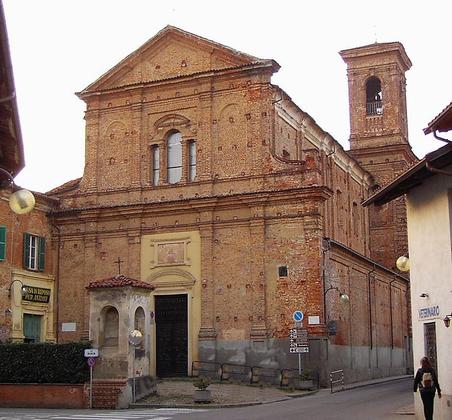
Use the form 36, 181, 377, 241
418, 306, 440, 320
22, 285, 51, 303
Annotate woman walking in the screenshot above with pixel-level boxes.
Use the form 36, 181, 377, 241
413, 357, 442, 420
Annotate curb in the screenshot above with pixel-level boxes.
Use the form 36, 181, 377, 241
130, 389, 319, 409
343, 375, 411, 392
131, 399, 287, 409
284, 389, 319, 399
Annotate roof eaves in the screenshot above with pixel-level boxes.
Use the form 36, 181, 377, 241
423, 102, 452, 134
77, 60, 277, 97
363, 142, 452, 206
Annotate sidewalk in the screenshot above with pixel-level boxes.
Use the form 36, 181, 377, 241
132, 375, 412, 409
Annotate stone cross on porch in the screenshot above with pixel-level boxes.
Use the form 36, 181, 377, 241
114, 257, 124, 275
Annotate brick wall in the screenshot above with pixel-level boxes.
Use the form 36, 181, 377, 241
0, 384, 88, 408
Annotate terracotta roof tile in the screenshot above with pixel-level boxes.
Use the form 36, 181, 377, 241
87, 274, 155, 290
424, 102, 452, 134
47, 177, 81, 195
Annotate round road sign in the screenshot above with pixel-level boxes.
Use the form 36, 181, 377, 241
293, 311, 304, 322
87, 357, 96, 367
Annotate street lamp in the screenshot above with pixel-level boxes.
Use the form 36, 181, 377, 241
396, 255, 410, 272
0, 167, 35, 214
324, 285, 349, 302
129, 329, 143, 403
8, 279, 27, 298
323, 285, 350, 324
443, 313, 452, 328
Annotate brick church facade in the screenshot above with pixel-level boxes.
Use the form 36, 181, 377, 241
4, 27, 418, 383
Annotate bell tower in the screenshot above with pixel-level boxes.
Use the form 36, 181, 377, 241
340, 42, 418, 269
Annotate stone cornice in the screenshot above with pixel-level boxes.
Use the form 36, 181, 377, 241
50, 186, 333, 221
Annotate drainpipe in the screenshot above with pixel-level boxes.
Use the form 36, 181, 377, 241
389, 277, 397, 367
322, 239, 331, 323
433, 130, 451, 144
425, 161, 452, 177
367, 265, 376, 369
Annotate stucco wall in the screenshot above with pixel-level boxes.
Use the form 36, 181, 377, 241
407, 170, 452, 420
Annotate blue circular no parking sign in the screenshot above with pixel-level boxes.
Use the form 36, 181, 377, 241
293, 311, 304, 322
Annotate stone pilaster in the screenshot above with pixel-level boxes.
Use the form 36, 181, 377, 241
249, 210, 267, 341
198, 220, 217, 340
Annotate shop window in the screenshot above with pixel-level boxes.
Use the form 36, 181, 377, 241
0, 226, 6, 261
23, 233, 45, 271
102, 306, 119, 347
424, 322, 437, 372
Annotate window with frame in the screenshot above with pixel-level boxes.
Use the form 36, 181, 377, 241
278, 265, 288, 278
23, 233, 45, 271
151, 145, 160, 186
188, 140, 196, 182
0, 226, 6, 261
167, 131, 182, 184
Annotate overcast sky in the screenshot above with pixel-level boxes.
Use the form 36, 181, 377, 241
3, 0, 451, 193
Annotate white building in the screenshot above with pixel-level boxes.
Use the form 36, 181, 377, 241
365, 103, 452, 420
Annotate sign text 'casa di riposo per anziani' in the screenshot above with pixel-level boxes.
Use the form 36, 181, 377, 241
22, 286, 51, 303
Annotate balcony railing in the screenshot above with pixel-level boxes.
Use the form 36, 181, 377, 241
366, 101, 383, 116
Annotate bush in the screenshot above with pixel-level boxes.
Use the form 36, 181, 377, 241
299, 370, 312, 381
193, 376, 211, 390
0, 342, 91, 384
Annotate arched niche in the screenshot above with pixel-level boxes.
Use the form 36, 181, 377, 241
100, 305, 119, 348
134, 306, 146, 358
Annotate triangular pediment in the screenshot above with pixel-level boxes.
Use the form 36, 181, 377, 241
79, 26, 276, 95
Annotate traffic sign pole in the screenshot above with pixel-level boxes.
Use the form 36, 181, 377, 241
84, 350, 98, 409
89, 364, 93, 409
290, 312, 309, 375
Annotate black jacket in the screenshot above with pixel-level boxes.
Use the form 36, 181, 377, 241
413, 367, 441, 395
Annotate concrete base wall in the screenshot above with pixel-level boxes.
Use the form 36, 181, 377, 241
199, 336, 410, 387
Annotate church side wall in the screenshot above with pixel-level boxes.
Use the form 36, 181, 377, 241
323, 243, 411, 383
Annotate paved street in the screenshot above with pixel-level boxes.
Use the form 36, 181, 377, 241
0, 378, 413, 420
0, 408, 206, 420
181, 377, 414, 420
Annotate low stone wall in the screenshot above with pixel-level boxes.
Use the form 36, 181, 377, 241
0, 377, 156, 409
0, 383, 88, 408
92, 379, 128, 409
93, 376, 156, 409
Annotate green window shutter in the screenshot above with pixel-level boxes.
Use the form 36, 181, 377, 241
23, 233, 30, 268
0, 226, 6, 261
38, 236, 46, 271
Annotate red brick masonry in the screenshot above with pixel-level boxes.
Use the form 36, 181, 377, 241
0, 383, 88, 408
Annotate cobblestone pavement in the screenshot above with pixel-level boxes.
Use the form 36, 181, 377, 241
137, 379, 309, 407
